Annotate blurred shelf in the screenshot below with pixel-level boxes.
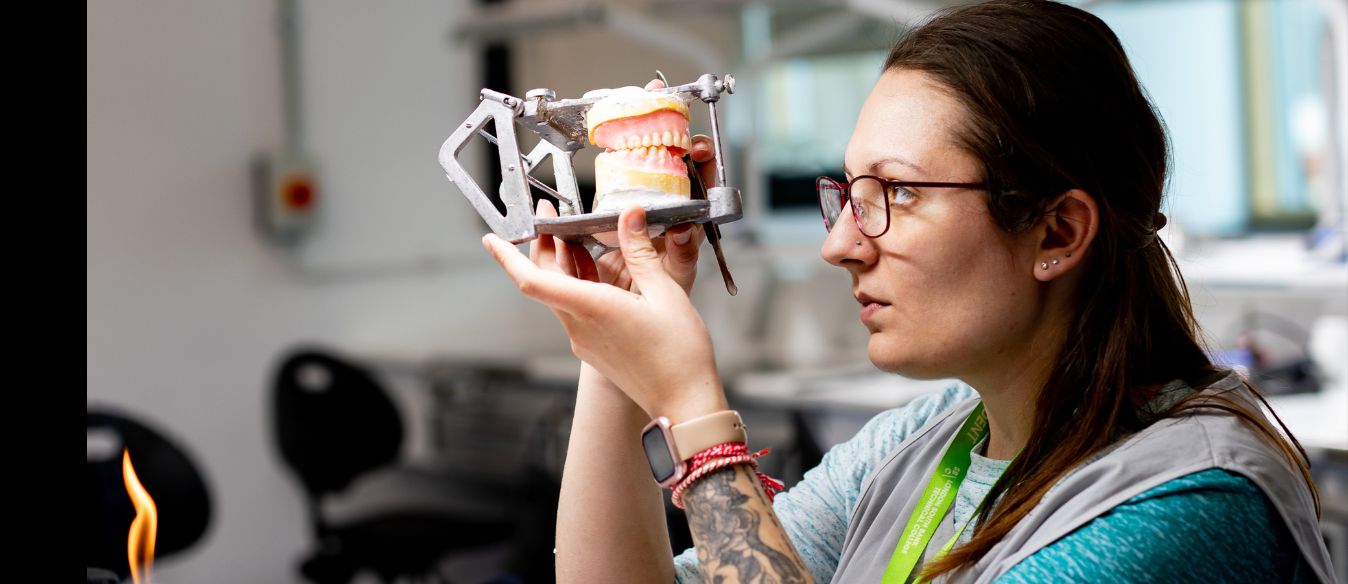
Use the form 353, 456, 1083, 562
1178, 235, 1348, 291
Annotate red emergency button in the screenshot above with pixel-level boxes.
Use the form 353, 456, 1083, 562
282, 178, 315, 211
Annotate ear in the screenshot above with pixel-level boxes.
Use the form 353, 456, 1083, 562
1034, 189, 1097, 282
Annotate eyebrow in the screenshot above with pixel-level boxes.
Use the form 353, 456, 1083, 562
842, 156, 929, 179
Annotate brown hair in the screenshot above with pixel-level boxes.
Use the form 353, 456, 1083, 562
880, 0, 1319, 578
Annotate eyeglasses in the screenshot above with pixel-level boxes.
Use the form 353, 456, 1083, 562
816, 175, 995, 237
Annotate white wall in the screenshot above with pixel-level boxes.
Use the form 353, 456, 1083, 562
87, 1, 570, 582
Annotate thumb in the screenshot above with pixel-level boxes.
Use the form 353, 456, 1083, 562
617, 206, 679, 297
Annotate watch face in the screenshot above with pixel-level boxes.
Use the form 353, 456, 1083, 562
642, 424, 678, 483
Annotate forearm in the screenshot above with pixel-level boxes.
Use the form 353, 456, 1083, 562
683, 464, 814, 584
556, 363, 673, 584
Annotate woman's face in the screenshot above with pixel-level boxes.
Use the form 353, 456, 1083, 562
823, 69, 1046, 381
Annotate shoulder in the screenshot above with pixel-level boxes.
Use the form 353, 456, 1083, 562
860, 382, 978, 444
841, 382, 978, 471
1000, 468, 1300, 583
814, 382, 976, 514
787, 380, 976, 497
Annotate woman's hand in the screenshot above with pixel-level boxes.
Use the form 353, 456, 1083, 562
487, 205, 728, 424
591, 217, 704, 296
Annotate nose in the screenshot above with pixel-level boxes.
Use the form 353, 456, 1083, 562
821, 200, 876, 268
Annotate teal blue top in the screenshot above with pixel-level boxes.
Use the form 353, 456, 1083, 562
673, 383, 1303, 582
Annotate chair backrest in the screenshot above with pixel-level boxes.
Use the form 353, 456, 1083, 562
86, 408, 212, 577
271, 347, 403, 497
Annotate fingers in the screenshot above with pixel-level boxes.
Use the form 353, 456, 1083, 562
689, 134, 719, 189
559, 241, 600, 282
484, 233, 623, 315
537, 198, 560, 219
616, 206, 681, 300
595, 251, 633, 290
663, 223, 703, 293
573, 242, 601, 282
529, 199, 562, 272
645, 78, 666, 90
690, 134, 714, 163
553, 236, 579, 278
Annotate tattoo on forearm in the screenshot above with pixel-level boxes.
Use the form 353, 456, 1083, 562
684, 465, 811, 584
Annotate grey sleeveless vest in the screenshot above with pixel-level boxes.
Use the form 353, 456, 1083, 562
831, 373, 1337, 583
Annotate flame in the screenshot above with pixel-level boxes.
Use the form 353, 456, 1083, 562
123, 449, 157, 584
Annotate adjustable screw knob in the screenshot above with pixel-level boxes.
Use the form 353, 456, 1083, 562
525, 88, 556, 101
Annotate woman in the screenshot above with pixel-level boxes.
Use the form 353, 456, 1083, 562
481, 1, 1336, 582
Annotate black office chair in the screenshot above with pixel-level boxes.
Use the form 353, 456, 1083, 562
86, 408, 213, 580
271, 347, 515, 584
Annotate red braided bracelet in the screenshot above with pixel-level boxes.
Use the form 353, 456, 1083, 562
670, 442, 785, 509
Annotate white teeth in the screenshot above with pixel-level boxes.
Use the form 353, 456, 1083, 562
628, 145, 672, 158
612, 131, 689, 152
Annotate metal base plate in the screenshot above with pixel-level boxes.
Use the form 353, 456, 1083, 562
536, 199, 710, 241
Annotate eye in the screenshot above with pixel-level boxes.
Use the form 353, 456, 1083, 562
888, 185, 916, 206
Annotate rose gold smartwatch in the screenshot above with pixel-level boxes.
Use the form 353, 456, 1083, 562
640, 410, 747, 488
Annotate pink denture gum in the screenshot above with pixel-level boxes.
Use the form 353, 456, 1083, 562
591, 110, 692, 155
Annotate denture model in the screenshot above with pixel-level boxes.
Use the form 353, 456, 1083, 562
585, 87, 693, 213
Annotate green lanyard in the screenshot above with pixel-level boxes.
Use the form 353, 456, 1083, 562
880, 402, 990, 584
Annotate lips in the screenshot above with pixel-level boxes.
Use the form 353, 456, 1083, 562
856, 291, 890, 323
855, 292, 889, 307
